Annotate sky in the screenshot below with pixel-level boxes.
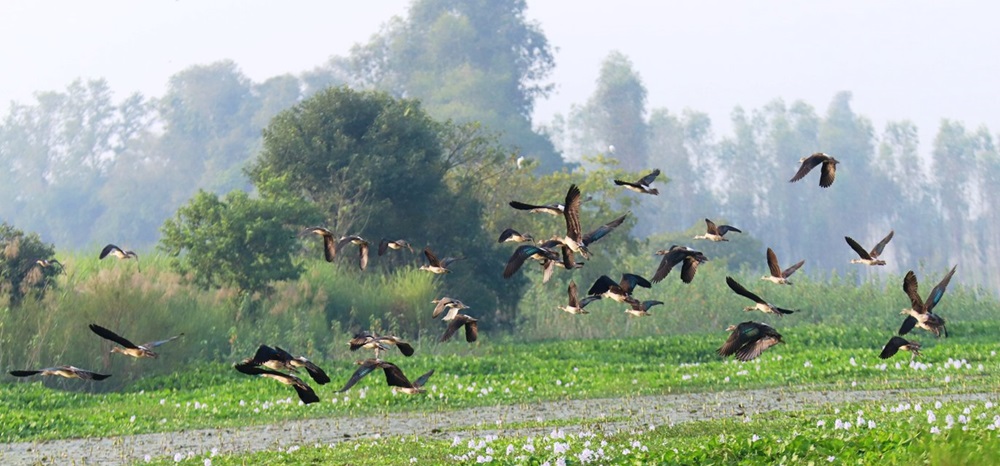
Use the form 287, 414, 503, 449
2, 1, 998, 156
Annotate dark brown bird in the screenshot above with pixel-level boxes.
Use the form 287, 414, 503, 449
503, 239, 561, 279
233, 360, 320, 404
377, 238, 414, 256
508, 200, 564, 216
420, 248, 462, 274
846, 230, 894, 266
651, 245, 708, 284
497, 228, 534, 244
245, 344, 330, 384
694, 219, 742, 242
431, 297, 469, 319
760, 248, 805, 285
587, 273, 651, 302
336, 235, 370, 270
624, 297, 663, 317
349, 331, 415, 359
717, 321, 784, 361
726, 276, 796, 316
879, 336, 921, 359
557, 184, 589, 258
337, 359, 422, 393
558, 281, 600, 314
614, 169, 661, 195
99, 244, 137, 260
9, 366, 111, 381
89, 324, 183, 359
899, 265, 957, 338
789, 152, 838, 187
440, 314, 479, 343
298, 226, 337, 262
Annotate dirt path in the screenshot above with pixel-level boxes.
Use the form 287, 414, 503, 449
3, 388, 997, 465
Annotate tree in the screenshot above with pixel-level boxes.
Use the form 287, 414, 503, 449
0, 222, 58, 306
567, 51, 649, 170
0, 79, 152, 247
342, 0, 564, 172
158, 190, 320, 311
248, 86, 446, 237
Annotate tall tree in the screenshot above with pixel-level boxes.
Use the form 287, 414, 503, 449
0, 79, 151, 247
343, 0, 563, 172
248, 86, 445, 237
568, 51, 649, 171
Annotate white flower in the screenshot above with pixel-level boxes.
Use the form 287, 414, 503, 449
751, 434, 760, 442
410, 458, 417, 464
827, 456, 835, 462
868, 420, 876, 429
816, 420, 825, 427
622, 448, 631, 455
204, 459, 212, 466
927, 411, 936, 423
553, 442, 569, 454
850, 357, 857, 366
930, 426, 941, 434
130, 415, 136, 423
174, 453, 184, 462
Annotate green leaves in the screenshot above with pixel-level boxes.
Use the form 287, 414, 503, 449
158, 190, 320, 302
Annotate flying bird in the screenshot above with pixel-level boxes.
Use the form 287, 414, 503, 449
99, 244, 137, 260
349, 331, 415, 359
9, 366, 111, 381
298, 226, 337, 262
587, 273, 651, 302
508, 200, 564, 216
582, 212, 629, 249
651, 245, 708, 284
431, 297, 469, 319
879, 336, 921, 360
717, 321, 784, 362
337, 359, 424, 393
624, 298, 663, 317
694, 218, 742, 242
558, 281, 600, 315
614, 169, 661, 195
378, 238, 414, 256
789, 152, 839, 187
760, 248, 805, 285
439, 313, 479, 343
88, 324, 183, 359
899, 265, 957, 338
845, 231, 894, 266
503, 240, 561, 279
726, 276, 796, 316
420, 248, 462, 274
497, 228, 534, 244
557, 184, 589, 259
233, 360, 319, 404
541, 245, 585, 283
35, 259, 64, 272
244, 344, 330, 384
337, 235, 370, 270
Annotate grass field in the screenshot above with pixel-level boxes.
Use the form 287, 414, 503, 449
2, 256, 999, 464
2, 322, 999, 464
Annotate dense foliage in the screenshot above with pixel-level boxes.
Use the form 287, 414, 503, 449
0, 222, 58, 306
159, 190, 320, 304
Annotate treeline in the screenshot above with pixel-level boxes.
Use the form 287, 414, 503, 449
1, 0, 998, 291
552, 51, 1000, 288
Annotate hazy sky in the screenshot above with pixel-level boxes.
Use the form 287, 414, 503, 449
2, 1, 998, 155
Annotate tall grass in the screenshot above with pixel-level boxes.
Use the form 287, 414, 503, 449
2, 249, 997, 392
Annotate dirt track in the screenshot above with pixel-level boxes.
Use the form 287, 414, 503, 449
2, 388, 997, 465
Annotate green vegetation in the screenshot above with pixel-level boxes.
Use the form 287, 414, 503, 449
1, 321, 997, 444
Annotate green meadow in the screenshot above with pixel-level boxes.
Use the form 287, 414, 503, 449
2, 255, 999, 464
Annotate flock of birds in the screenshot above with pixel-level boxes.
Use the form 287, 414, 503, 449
7, 152, 959, 403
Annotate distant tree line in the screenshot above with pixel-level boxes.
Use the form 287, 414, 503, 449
1, 0, 997, 295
